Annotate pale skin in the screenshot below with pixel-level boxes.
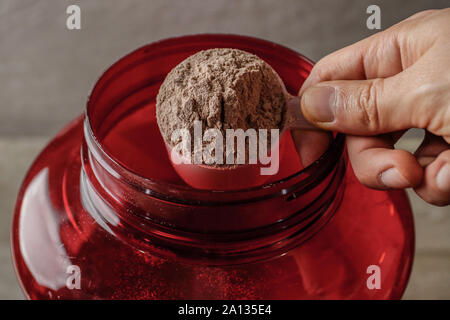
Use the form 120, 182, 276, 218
293, 9, 450, 206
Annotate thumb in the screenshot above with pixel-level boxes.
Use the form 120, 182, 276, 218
300, 76, 416, 135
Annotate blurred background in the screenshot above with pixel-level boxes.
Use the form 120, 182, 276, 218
0, 0, 448, 299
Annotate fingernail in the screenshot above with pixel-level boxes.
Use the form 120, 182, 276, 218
380, 168, 411, 189
302, 86, 336, 122
436, 164, 450, 192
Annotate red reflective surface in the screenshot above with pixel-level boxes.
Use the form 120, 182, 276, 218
11, 35, 414, 299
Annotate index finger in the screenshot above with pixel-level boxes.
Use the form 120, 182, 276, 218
300, 28, 404, 95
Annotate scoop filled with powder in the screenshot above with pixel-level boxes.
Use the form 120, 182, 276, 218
156, 48, 313, 190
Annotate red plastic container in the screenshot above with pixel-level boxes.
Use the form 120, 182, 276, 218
166, 130, 291, 190
11, 34, 414, 299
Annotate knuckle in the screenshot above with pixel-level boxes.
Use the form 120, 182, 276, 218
428, 101, 450, 137
411, 83, 450, 135
356, 80, 382, 131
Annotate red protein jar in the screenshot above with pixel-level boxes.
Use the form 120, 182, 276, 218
11, 34, 414, 299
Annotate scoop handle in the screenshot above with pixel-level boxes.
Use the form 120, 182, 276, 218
284, 96, 319, 131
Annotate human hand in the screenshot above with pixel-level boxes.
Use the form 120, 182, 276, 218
295, 9, 450, 206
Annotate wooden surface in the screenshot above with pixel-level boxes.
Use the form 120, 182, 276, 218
0, 0, 448, 299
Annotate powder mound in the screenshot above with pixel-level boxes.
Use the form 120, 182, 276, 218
156, 48, 286, 161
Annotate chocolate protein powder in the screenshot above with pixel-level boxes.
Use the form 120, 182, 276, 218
156, 48, 286, 163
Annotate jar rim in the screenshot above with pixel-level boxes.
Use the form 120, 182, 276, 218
84, 33, 345, 203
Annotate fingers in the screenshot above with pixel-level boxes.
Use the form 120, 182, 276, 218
347, 134, 423, 189
300, 74, 419, 135
347, 131, 450, 206
415, 150, 450, 206
299, 25, 404, 95
414, 132, 449, 166
414, 134, 450, 206
295, 8, 450, 207
299, 9, 441, 95
298, 12, 446, 137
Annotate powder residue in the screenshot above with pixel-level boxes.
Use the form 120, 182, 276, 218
156, 48, 286, 162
